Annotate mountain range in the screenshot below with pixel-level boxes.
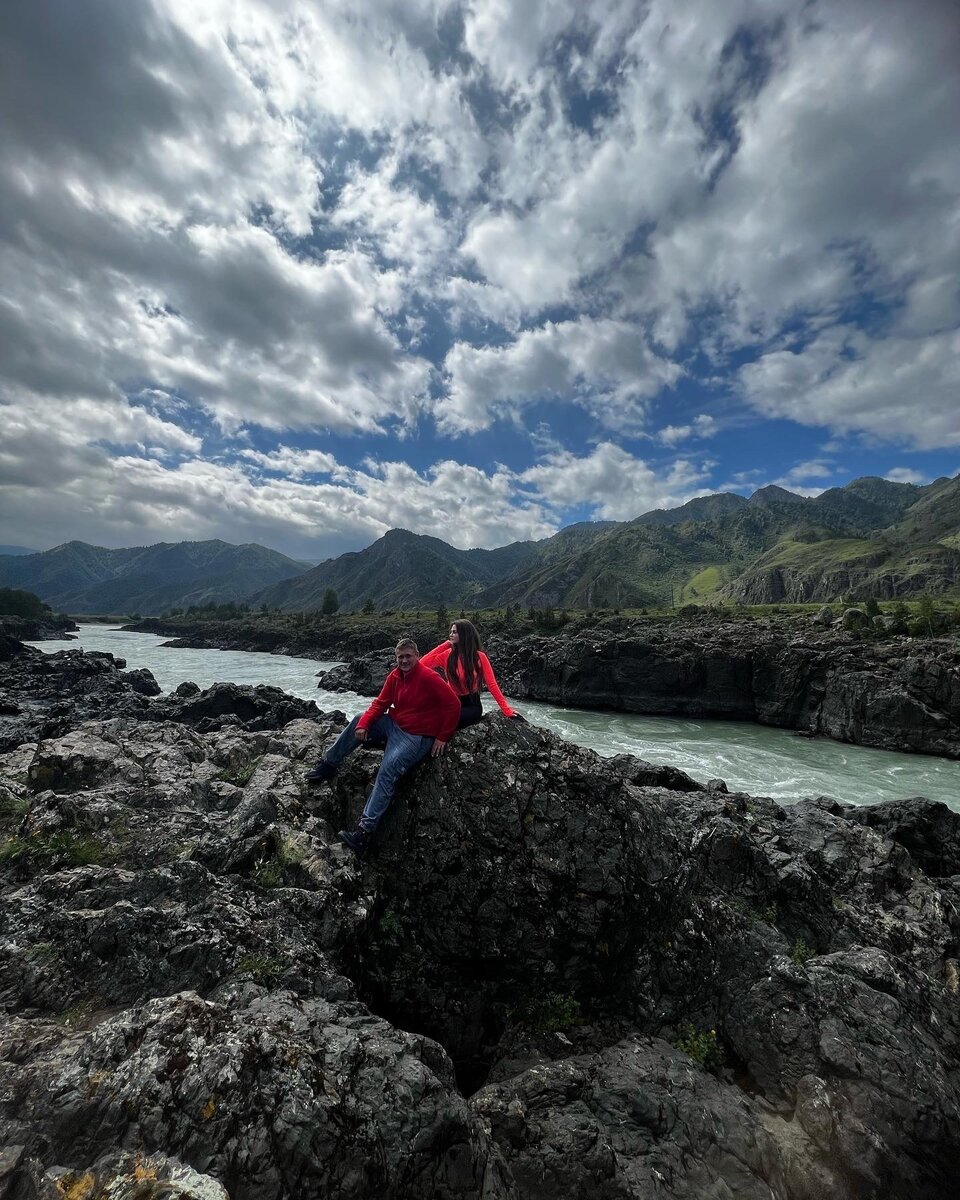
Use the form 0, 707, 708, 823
0, 540, 309, 614
256, 473, 960, 612
4, 474, 959, 615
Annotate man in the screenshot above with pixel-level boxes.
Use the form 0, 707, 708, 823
306, 637, 461, 855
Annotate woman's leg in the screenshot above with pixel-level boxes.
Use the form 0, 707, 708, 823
457, 695, 483, 728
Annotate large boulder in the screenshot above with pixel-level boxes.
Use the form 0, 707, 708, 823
1, 990, 514, 1200
310, 716, 700, 1073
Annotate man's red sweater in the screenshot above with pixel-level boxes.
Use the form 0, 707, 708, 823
357, 661, 461, 743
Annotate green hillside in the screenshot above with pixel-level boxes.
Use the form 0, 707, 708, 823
256, 474, 960, 612
884, 474, 960, 544
8, 473, 957, 616
726, 536, 960, 603
254, 523, 617, 612
0, 540, 309, 614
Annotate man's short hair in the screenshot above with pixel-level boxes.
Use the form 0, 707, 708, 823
395, 637, 419, 654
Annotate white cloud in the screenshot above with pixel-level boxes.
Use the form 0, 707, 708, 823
771, 460, 834, 491
740, 326, 960, 449
519, 442, 712, 521
443, 316, 681, 433
641, 0, 960, 347
240, 447, 341, 478
331, 158, 454, 274
885, 467, 927, 485
657, 414, 717, 446
0, 396, 557, 555
1, 0, 957, 558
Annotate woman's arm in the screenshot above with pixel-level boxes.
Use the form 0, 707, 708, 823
418, 642, 452, 672
477, 652, 516, 717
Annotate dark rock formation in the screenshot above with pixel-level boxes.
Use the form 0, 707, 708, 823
0, 615, 78, 642
0, 642, 322, 752
315, 621, 960, 759
491, 622, 960, 759
2, 640, 960, 1198
846, 795, 960, 876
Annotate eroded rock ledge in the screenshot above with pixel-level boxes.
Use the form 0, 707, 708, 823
1, 640, 959, 1198
321, 619, 960, 759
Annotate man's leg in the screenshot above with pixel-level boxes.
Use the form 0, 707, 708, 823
356, 725, 433, 833
307, 714, 389, 782
339, 720, 432, 853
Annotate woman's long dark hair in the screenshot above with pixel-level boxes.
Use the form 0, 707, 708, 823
448, 619, 482, 692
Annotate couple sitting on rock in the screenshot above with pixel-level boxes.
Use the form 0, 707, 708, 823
306, 620, 521, 856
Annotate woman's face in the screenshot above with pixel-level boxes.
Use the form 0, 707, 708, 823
449, 623, 459, 643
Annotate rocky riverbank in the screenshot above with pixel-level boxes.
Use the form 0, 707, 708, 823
126, 614, 444, 661
320, 617, 960, 759
1, 635, 960, 1197
0, 614, 78, 642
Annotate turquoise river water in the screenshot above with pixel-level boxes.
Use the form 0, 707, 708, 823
27, 624, 960, 812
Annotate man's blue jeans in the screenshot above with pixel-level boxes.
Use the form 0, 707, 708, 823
324, 714, 434, 832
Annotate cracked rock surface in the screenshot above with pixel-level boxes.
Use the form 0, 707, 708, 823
1, 638, 959, 1198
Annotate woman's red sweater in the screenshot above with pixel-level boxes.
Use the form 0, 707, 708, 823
419, 642, 517, 717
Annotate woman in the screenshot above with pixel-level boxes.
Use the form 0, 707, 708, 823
419, 619, 520, 728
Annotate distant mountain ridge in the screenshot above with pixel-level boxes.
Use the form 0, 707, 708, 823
6, 474, 959, 614
0, 540, 309, 614
255, 473, 960, 611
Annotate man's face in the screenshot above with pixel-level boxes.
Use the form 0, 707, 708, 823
395, 647, 419, 674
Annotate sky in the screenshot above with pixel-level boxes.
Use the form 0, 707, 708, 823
1, 0, 958, 562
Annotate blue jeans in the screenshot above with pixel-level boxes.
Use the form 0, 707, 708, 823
325, 714, 434, 832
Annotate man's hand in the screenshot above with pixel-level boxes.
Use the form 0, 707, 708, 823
431, 739, 447, 757
356, 727, 368, 742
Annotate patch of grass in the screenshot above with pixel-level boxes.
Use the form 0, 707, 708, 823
24, 940, 60, 965
791, 937, 815, 966
215, 757, 262, 787
0, 832, 111, 870
511, 992, 583, 1034
253, 857, 283, 888
252, 835, 305, 889
235, 953, 286, 985
0, 793, 29, 827
56, 993, 107, 1028
377, 907, 404, 945
680, 565, 725, 603
675, 1024, 726, 1072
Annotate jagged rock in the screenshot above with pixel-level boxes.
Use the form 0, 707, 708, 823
814, 604, 834, 625
308, 716, 701, 1077
2, 643, 960, 1198
120, 666, 162, 695
150, 681, 320, 732
841, 606, 870, 631
489, 626, 960, 758
472, 1036, 846, 1199
1, 991, 515, 1200
846, 794, 960, 876
0, 615, 77, 642
317, 651, 394, 695
28, 1153, 230, 1200
0, 644, 157, 751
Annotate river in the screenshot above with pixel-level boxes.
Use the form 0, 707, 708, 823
28, 623, 960, 811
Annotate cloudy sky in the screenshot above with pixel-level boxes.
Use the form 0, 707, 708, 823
1, 0, 958, 561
